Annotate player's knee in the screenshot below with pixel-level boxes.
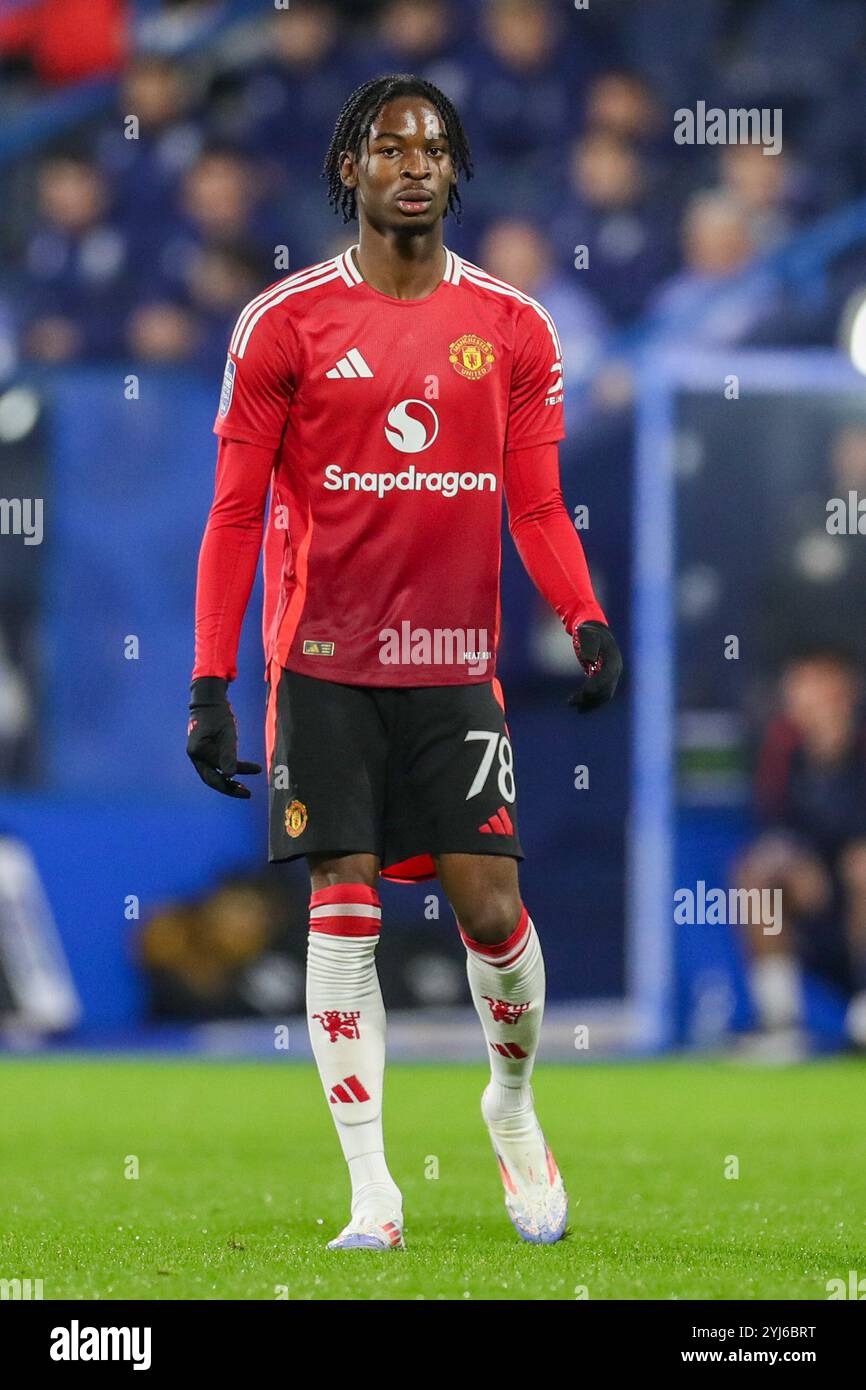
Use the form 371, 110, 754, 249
308, 852, 379, 891
457, 895, 523, 946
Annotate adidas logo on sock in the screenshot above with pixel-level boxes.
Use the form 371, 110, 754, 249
326, 348, 374, 379
328, 1074, 371, 1104
478, 806, 514, 836
490, 1041, 529, 1059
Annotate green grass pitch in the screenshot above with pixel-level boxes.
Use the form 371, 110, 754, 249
2, 1057, 864, 1300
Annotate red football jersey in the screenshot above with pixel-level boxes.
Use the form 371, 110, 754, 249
214, 243, 565, 686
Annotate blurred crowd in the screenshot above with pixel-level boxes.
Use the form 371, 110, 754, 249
2, 0, 866, 388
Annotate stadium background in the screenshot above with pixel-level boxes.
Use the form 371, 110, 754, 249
1, 0, 866, 1056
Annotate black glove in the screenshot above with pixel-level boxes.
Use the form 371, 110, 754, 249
568, 621, 623, 713
187, 676, 262, 798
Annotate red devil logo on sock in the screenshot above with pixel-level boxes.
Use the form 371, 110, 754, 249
313, 1010, 361, 1042
482, 996, 530, 1025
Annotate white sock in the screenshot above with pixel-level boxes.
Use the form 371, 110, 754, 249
460, 905, 545, 1122
749, 954, 803, 1030
307, 883, 400, 1221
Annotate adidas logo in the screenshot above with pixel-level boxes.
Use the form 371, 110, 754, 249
381, 1221, 403, 1248
478, 806, 514, 836
490, 1041, 529, 1059
326, 347, 374, 379
328, 1074, 371, 1104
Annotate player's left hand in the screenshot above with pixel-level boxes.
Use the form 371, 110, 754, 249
568, 621, 622, 713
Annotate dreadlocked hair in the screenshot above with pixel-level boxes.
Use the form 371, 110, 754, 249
322, 73, 473, 224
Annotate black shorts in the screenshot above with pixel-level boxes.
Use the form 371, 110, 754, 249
266, 667, 523, 882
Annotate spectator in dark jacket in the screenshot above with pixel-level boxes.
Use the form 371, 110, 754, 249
21, 152, 133, 361
733, 648, 866, 1049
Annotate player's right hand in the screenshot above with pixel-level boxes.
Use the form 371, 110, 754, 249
187, 676, 262, 798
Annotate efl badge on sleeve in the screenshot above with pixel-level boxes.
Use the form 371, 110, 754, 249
218, 357, 236, 416
449, 333, 495, 380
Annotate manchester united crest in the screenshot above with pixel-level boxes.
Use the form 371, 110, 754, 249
284, 799, 308, 838
449, 333, 495, 380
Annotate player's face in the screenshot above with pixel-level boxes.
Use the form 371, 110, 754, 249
342, 97, 457, 232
